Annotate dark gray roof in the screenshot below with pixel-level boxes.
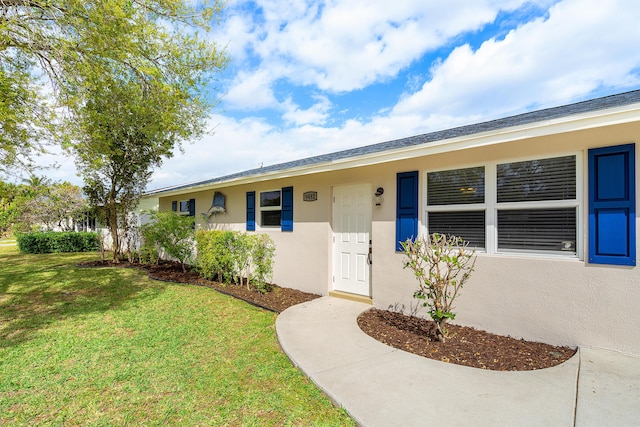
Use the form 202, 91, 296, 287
148, 89, 640, 195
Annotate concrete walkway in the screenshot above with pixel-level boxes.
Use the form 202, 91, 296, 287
276, 297, 640, 427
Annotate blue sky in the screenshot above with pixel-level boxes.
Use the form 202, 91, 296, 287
40, 0, 640, 189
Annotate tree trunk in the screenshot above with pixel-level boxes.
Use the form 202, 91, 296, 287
110, 218, 120, 263
107, 194, 120, 263
435, 321, 446, 343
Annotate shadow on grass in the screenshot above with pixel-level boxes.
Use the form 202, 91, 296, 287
0, 251, 167, 348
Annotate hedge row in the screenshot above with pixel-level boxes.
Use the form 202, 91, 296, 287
17, 231, 100, 254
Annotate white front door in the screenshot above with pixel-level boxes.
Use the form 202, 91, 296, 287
332, 184, 372, 296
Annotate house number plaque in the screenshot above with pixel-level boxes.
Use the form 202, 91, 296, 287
303, 191, 318, 202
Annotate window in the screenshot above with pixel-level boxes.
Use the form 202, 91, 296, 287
425, 154, 579, 256
247, 187, 293, 231
496, 156, 577, 254
426, 166, 486, 249
260, 190, 282, 227
172, 199, 195, 216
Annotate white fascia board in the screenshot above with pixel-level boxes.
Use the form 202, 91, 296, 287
148, 103, 640, 199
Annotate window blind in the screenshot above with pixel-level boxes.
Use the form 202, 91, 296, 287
497, 208, 576, 252
428, 211, 485, 249
427, 166, 485, 205
497, 156, 576, 203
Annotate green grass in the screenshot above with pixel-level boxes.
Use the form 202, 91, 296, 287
0, 247, 355, 426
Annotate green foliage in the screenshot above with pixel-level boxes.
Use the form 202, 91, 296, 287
0, 61, 54, 174
195, 230, 276, 293
401, 233, 477, 342
250, 233, 276, 293
195, 230, 236, 283
0, 181, 20, 237
138, 244, 160, 265
1, 0, 228, 176
141, 211, 195, 272
16, 232, 99, 254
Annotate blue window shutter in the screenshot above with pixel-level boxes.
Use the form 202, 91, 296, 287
281, 186, 293, 231
171, 201, 177, 212
246, 191, 256, 231
188, 198, 196, 217
588, 144, 636, 266
396, 171, 419, 251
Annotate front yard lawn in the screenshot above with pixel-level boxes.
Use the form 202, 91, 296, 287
0, 246, 354, 426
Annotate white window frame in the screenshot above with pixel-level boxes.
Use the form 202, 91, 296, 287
423, 152, 583, 259
258, 189, 282, 229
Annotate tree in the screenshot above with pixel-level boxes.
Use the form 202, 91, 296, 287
0, 180, 20, 236
0, 0, 227, 174
401, 234, 477, 343
69, 59, 219, 261
21, 174, 50, 195
41, 0, 228, 262
0, 63, 53, 175
13, 180, 87, 232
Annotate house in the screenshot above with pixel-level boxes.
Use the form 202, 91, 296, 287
142, 90, 640, 355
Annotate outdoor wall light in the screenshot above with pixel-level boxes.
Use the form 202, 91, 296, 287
373, 187, 384, 206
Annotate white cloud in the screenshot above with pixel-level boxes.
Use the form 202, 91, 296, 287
281, 94, 332, 126
224, 69, 279, 109
392, 0, 640, 119
220, 0, 538, 111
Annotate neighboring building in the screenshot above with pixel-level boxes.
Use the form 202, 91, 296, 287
143, 90, 640, 354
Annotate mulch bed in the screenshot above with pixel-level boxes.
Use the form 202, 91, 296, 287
80, 259, 577, 371
79, 259, 320, 313
357, 308, 576, 371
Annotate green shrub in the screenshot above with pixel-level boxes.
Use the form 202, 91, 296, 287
195, 230, 275, 293
249, 233, 276, 293
138, 244, 159, 265
195, 230, 236, 283
140, 211, 195, 272
17, 231, 100, 254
